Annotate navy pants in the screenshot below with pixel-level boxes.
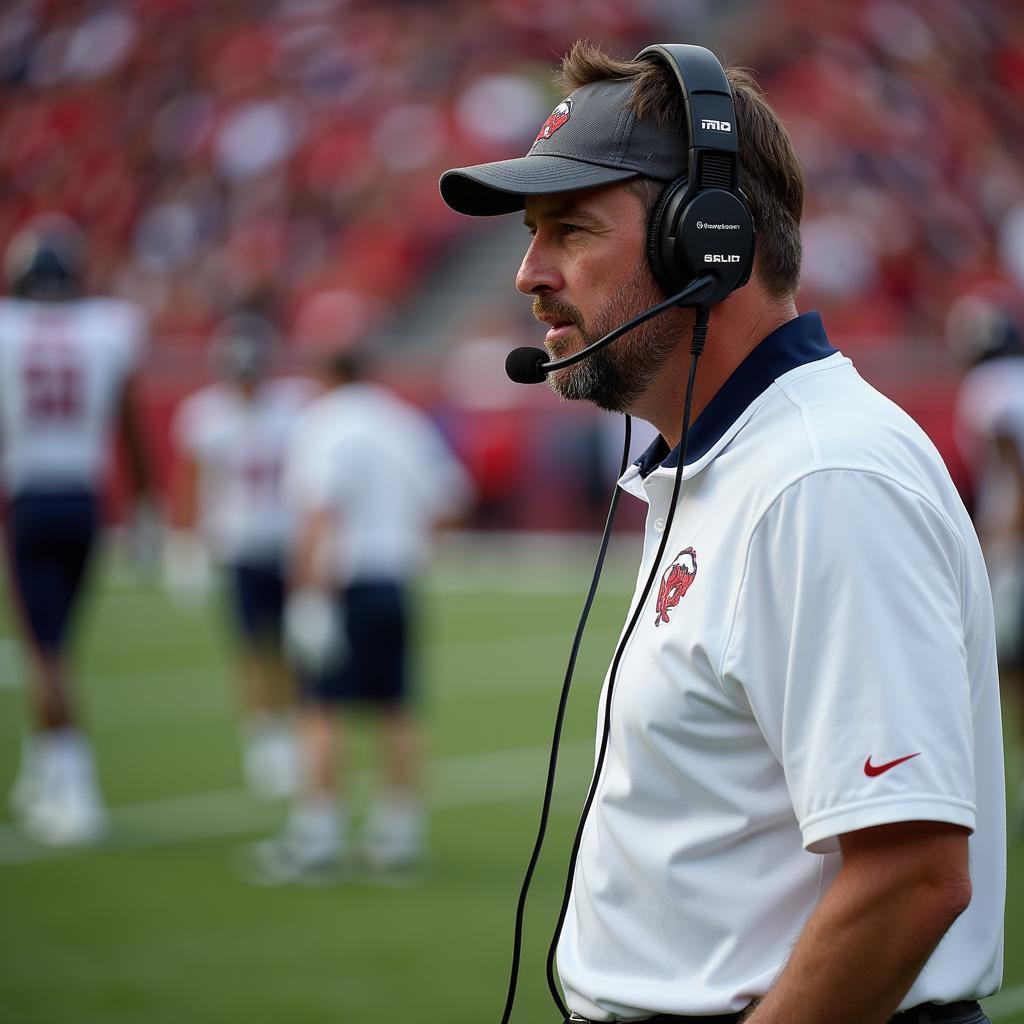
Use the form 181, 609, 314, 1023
5, 490, 98, 654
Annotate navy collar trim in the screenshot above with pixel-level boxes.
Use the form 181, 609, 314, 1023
635, 311, 836, 476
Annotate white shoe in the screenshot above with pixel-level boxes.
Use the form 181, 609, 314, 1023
239, 834, 344, 885
18, 730, 108, 847
24, 782, 108, 847
361, 795, 425, 875
239, 795, 345, 884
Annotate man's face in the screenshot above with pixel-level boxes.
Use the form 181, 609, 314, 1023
517, 183, 686, 413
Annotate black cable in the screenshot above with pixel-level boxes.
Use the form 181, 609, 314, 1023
498, 414, 633, 1024
544, 306, 712, 1018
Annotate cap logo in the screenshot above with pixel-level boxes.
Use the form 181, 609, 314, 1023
535, 99, 571, 143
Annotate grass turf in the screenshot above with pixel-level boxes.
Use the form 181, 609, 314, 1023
0, 538, 1020, 1024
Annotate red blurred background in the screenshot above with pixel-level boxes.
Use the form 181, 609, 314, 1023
2, 0, 1022, 529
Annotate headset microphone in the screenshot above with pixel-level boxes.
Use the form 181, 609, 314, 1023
505, 274, 717, 385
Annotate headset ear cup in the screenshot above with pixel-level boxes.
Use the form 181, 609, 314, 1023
646, 175, 689, 296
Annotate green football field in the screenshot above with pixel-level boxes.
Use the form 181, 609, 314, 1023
1, 536, 1022, 1024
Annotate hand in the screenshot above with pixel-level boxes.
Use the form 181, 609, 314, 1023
162, 530, 213, 607
284, 587, 347, 674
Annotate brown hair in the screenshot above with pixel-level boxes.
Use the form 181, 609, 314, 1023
557, 41, 804, 298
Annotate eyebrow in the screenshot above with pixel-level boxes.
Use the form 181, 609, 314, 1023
523, 203, 603, 230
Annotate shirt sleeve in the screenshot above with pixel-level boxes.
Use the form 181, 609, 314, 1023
721, 468, 977, 853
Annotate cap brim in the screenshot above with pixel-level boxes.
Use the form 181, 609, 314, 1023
440, 154, 638, 217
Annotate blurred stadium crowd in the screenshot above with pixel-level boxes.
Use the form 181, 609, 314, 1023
0, 0, 670, 354
1, 0, 1023, 530
1, 0, 1022, 351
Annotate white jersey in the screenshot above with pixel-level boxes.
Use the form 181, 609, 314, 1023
558, 313, 1004, 1020
0, 297, 145, 495
173, 377, 316, 564
284, 382, 473, 585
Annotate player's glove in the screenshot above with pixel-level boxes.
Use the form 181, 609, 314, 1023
284, 587, 347, 675
162, 529, 214, 607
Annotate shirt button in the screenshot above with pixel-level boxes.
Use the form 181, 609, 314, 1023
654, 517, 666, 532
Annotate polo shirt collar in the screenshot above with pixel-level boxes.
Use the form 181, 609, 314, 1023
630, 311, 836, 481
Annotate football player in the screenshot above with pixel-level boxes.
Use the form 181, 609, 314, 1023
168, 313, 316, 799
244, 344, 474, 883
1, 214, 153, 845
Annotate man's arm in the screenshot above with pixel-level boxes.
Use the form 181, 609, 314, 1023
283, 505, 344, 673
291, 505, 334, 590
745, 820, 972, 1024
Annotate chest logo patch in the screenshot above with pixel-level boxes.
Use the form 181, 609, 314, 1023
655, 547, 697, 626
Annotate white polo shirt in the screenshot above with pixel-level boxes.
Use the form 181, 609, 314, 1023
0, 296, 145, 495
558, 313, 1005, 1021
283, 382, 473, 585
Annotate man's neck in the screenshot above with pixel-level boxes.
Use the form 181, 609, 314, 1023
638, 292, 799, 449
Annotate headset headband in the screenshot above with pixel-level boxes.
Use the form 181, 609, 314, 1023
635, 43, 740, 192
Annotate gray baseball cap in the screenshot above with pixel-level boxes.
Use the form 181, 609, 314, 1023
439, 78, 688, 217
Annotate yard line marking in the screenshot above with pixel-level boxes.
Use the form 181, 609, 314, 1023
0, 739, 593, 865
0, 631, 600, 728
986, 982, 1024, 1020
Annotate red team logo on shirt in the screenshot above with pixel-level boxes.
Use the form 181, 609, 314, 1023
655, 548, 697, 626
535, 100, 571, 142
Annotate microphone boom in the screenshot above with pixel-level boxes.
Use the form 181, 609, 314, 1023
505, 274, 716, 384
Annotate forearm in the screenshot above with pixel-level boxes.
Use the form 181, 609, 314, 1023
292, 507, 334, 590
746, 824, 971, 1024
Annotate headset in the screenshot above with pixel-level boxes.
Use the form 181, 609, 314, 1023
500, 44, 755, 1024
642, 43, 754, 304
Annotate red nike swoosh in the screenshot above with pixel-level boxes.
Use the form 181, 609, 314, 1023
864, 752, 921, 777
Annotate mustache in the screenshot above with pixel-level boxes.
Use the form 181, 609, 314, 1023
532, 296, 584, 332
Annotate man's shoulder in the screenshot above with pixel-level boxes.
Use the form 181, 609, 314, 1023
726, 358, 963, 532
180, 383, 234, 413
68, 296, 147, 340
259, 375, 318, 407
773, 358, 936, 468
289, 390, 354, 446
174, 384, 240, 438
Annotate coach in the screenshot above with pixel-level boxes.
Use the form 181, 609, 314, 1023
439, 40, 1004, 1024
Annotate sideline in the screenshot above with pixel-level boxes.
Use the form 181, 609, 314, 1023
0, 738, 592, 866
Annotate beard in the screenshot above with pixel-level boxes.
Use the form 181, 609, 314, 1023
534, 263, 688, 413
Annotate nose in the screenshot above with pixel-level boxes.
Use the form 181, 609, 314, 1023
516, 234, 562, 296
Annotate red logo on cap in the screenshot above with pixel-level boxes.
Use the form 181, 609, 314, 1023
535, 99, 571, 142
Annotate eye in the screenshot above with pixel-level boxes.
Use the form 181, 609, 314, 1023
561, 222, 581, 235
